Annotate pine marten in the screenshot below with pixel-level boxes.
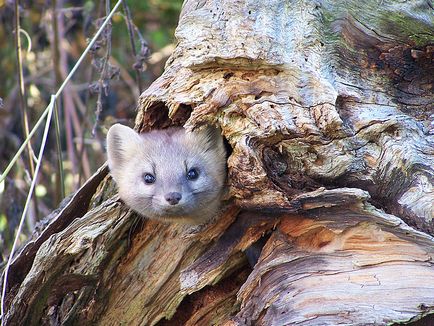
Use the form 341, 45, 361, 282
106, 124, 226, 224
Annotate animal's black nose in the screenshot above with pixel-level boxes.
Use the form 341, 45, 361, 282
165, 192, 182, 205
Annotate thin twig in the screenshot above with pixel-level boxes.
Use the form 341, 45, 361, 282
18, 29, 32, 52
53, 100, 65, 198
68, 93, 90, 178
92, 0, 114, 136
56, 2, 79, 189
122, 0, 143, 93
70, 89, 92, 180
64, 87, 79, 186
14, 0, 39, 218
77, 1, 105, 185
51, 0, 65, 200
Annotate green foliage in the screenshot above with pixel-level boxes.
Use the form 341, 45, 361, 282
0, 214, 6, 233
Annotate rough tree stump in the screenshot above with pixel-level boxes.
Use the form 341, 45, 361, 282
3, 1, 434, 325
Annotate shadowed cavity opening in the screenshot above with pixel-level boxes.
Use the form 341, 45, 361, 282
139, 102, 192, 132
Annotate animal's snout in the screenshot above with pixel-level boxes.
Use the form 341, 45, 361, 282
165, 192, 182, 205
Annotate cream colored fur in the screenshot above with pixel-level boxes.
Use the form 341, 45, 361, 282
106, 124, 226, 224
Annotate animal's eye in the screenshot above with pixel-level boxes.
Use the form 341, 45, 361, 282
143, 173, 156, 184
186, 168, 199, 181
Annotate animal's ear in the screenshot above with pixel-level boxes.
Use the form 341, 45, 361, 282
106, 124, 142, 180
201, 126, 225, 154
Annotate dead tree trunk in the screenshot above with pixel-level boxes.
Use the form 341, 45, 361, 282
3, 0, 434, 325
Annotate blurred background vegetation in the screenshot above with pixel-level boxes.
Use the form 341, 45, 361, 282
0, 0, 183, 260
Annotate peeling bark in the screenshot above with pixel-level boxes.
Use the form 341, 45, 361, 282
2, 1, 434, 325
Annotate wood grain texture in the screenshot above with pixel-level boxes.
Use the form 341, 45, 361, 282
138, 0, 433, 230
3, 1, 433, 325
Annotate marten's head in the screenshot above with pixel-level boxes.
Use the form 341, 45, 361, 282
107, 124, 226, 224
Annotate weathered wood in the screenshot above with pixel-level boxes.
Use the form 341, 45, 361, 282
3, 0, 433, 325
235, 200, 434, 325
